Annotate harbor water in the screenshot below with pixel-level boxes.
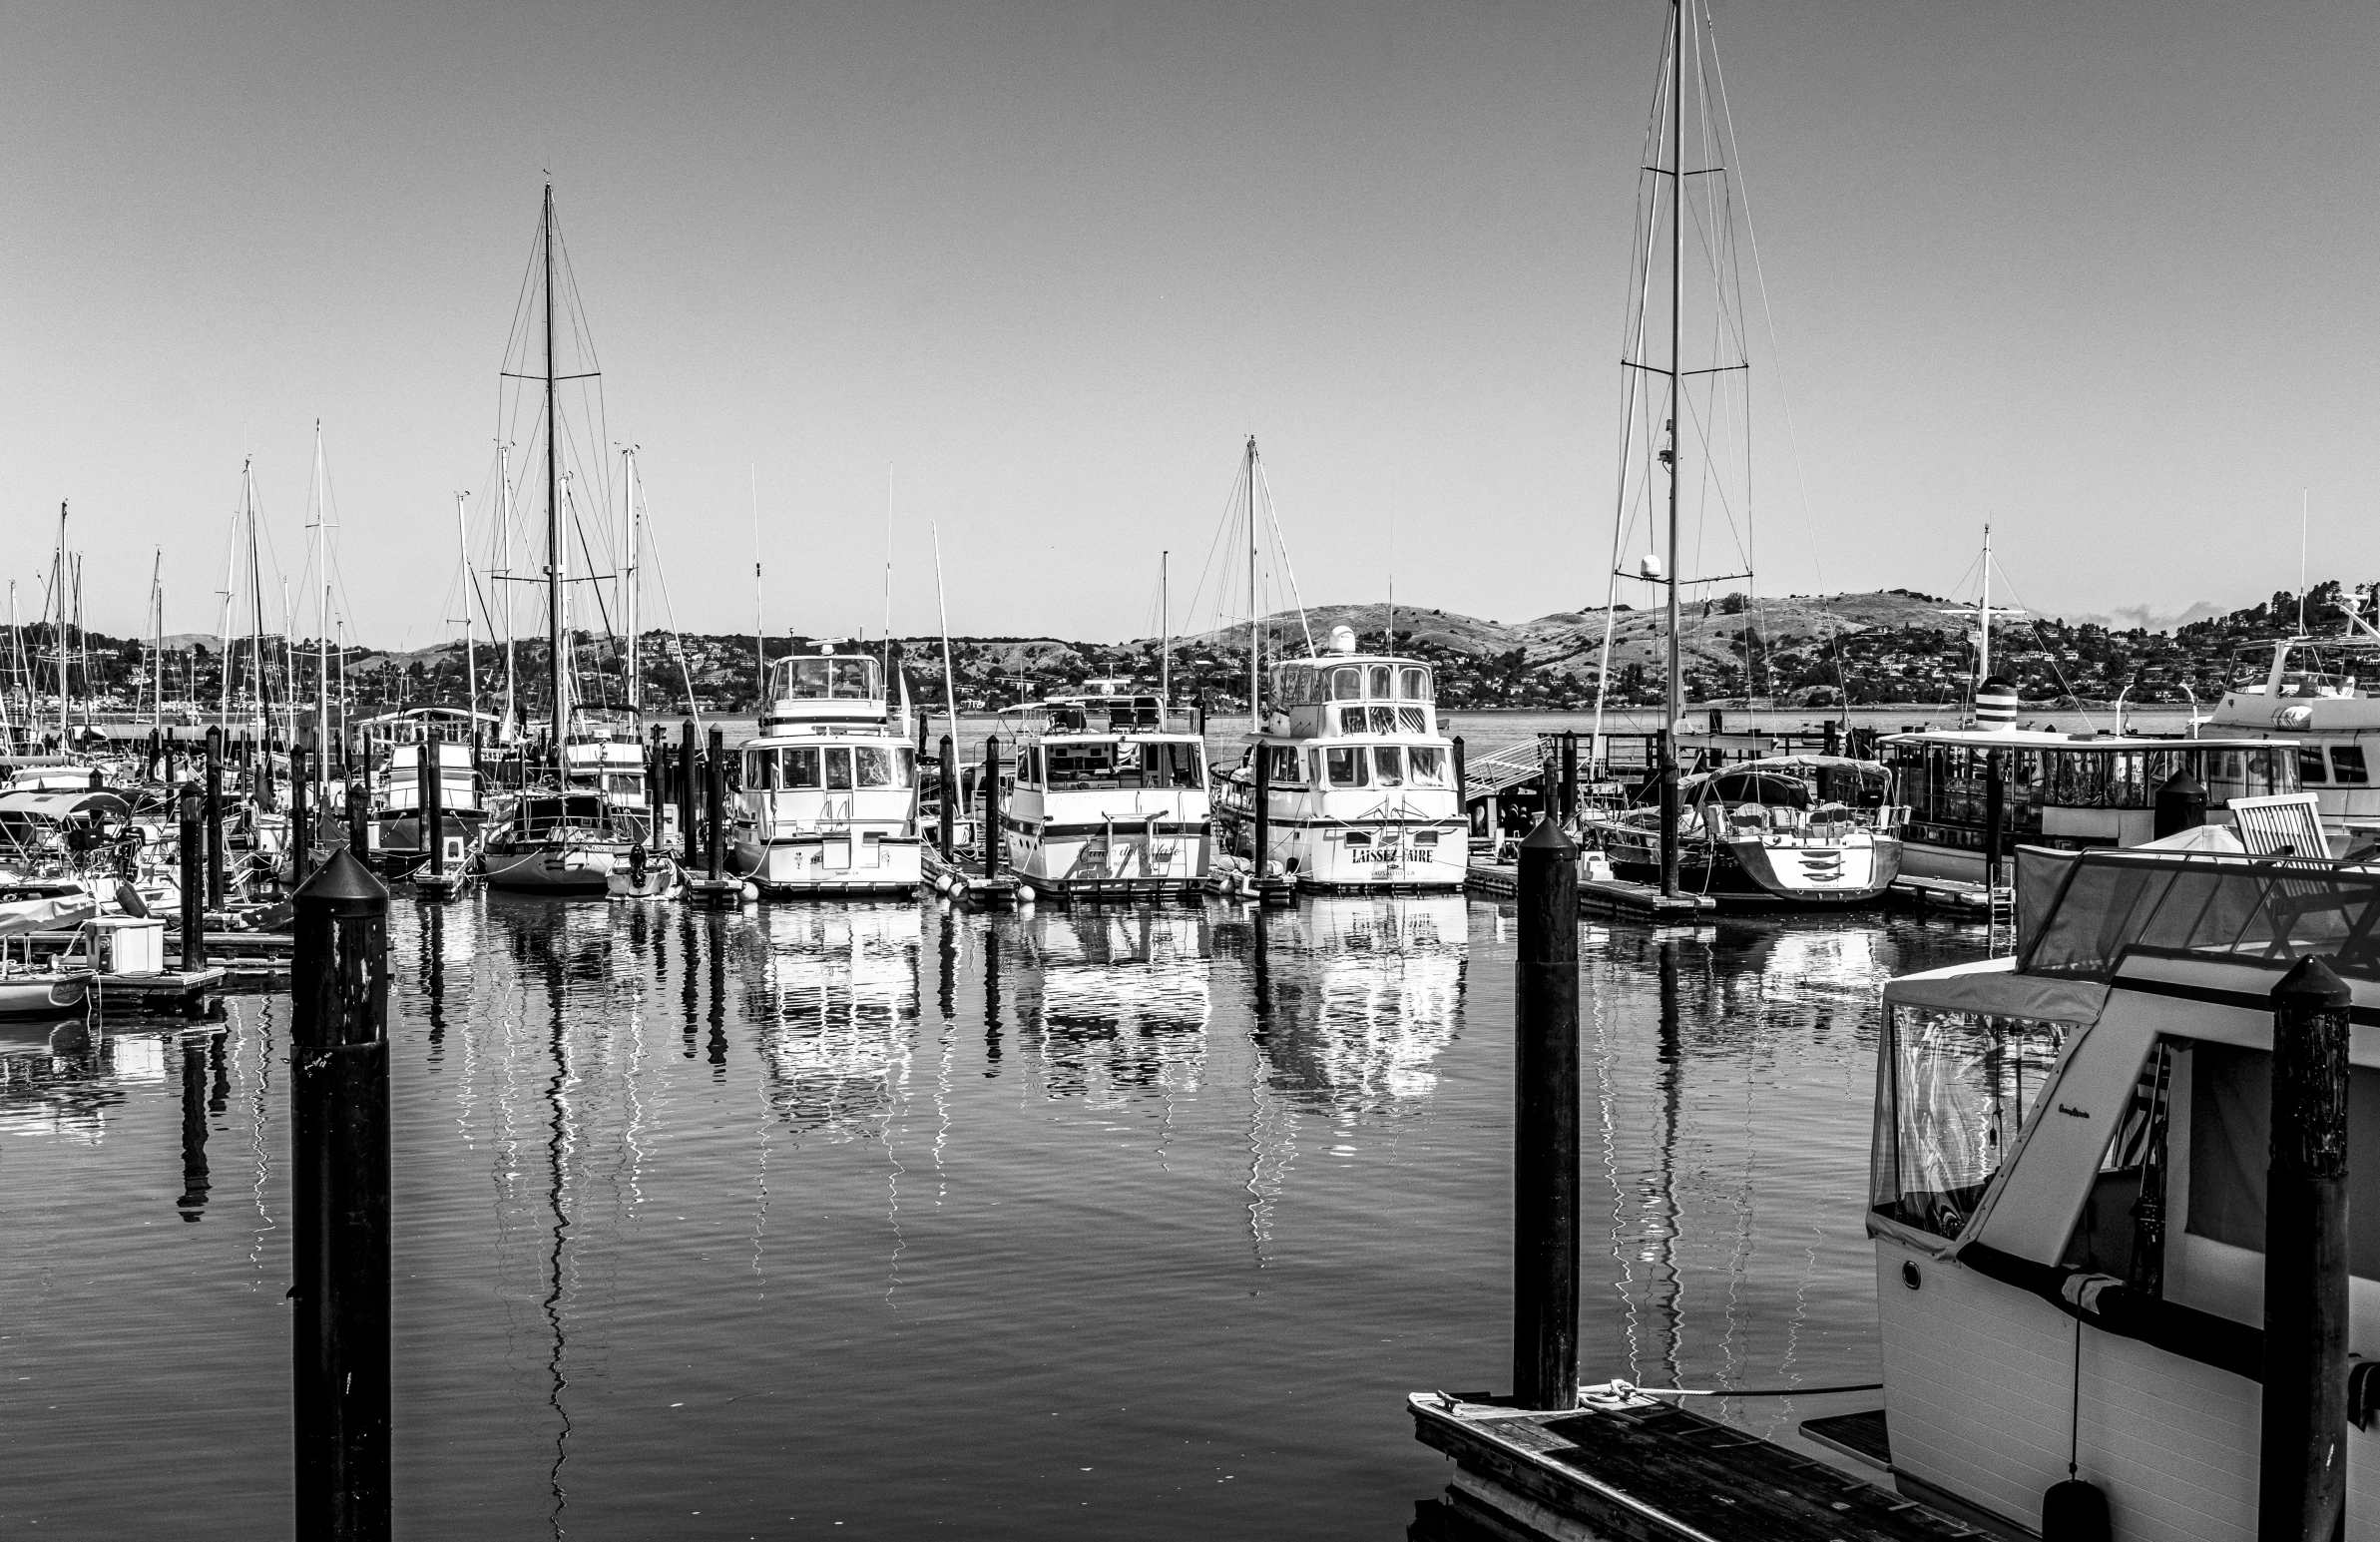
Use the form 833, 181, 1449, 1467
1, 893, 1986, 1538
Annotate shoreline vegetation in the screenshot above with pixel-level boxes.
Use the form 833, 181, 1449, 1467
24, 582, 2363, 720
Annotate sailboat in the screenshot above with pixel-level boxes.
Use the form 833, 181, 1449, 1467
480, 185, 651, 895
1570, 1, 1901, 908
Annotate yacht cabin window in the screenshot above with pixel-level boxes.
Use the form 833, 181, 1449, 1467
2332, 745, 2370, 784
772, 656, 881, 701
1261, 746, 1302, 785
2187, 1043, 2380, 1280
2300, 746, 2330, 784
1408, 746, 1446, 785
1872, 1005, 2068, 1241
1399, 667, 1431, 700
1368, 666, 1393, 698
1373, 747, 1404, 786
1330, 667, 1362, 701
1325, 747, 1367, 787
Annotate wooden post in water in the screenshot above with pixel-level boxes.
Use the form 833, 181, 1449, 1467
1253, 742, 1272, 878
179, 783, 205, 971
418, 743, 442, 879
705, 726, 725, 882
1657, 728, 1678, 897
2260, 955, 2350, 1542
938, 735, 957, 861
346, 777, 369, 863
290, 746, 311, 884
289, 848, 391, 1542
204, 725, 226, 910
981, 734, 1002, 878
1560, 731, 1578, 826
1513, 813, 1580, 1410
1984, 749, 2006, 891
680, 720, 700, 873
1453, 736, 1469, 844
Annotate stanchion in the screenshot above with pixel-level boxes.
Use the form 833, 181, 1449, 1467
289, 848, 391, 1541
1513, 814, 1579, 1411
179, 783, 205, 971
939, 735, 957, 860
982, 734, 1002, 878
205, 725, 226, 909
2260, 956, 2350, 1541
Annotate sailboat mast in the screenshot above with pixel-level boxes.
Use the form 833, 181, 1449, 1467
246, 460, 271, 747
1659, 0, 1684, 898
456, 492, 477, 727
1160, 550, 1171, 707
1979, 522, 1992, 689
311, 424, 331, 774
1245, 436, 1259, 727
750, 468, 765, 710
544, 184, 565, 763
623, 447, 639, 715
53, 501, 67, 743
498, 442, 516, 733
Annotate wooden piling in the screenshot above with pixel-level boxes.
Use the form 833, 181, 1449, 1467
1514, 813, 1580, 1411
345, 777, 369, 863
1253, 742, 1272, 877
205, 725, 226, 909
1984, 749, 2006, 891
939, 735, 957, 860
1657, 728, 1678, 898
982, 734, 1002, 878
290, 747, 311, 884
179, 783, 205, 971
289, 848, 391, 1542
2260, 955, 2350, 1542
680, 720, 700, 873
706, 726, 725, 882
418, 743, 442, 879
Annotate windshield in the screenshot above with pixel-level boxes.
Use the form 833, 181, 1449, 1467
773, 656, 882, 701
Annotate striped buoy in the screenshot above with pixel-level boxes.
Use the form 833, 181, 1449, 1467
1976, 676, 2020, 730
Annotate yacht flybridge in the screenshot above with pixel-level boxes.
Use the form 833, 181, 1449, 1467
728, 647, 922, 896
1223, 626, 1465, 893
2208, 628, 2380, 843
1866, 841, 2380, 1538
1002, 686, 1211, 899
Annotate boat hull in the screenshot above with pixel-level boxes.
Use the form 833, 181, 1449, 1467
732, 833, 922, 896
0, 973, 88, 1018
483, 842, 619, 894
1004, 819, 1210, 899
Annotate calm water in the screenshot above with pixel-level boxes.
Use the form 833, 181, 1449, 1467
0, 894, 1983, 1538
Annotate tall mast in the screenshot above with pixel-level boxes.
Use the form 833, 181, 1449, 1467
1979, 522, 1992, 690
498, 441, 516, 732
1160, 550, 1171, 707
53, 501, 67, 743
1660, 0, 1684, 897
1245, 435, 1259, 726
543, 184, 565, 759
246, 459, 272, 746
750, 467, 765, 710
73, 553, 86, 732
456, 492, 477, 727
623, 447, 640, 715
311, 422, 331, 774
150, 552, 165, 731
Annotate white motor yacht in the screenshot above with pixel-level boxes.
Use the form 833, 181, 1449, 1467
728, 648, 922, 897
1004, 688, 1210, 900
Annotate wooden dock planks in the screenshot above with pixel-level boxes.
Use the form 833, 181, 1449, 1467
1410, 1393, 1984, 1542
1466, 862, 1715, 918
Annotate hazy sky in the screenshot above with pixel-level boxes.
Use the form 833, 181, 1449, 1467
4, 1, 2374, 647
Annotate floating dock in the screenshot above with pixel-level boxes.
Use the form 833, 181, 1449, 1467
1466, 861, 1715, 918
1886, 875, 2004, 912
921, 849, 1024, 907
681, 875, 746, 910
86, 967, 228, 1008
1409, 1390, 1977, 1541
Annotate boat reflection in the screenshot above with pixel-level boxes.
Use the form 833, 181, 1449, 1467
745, 904, 920, 1139
1254, 894, 1469, 1109
1014, 908, 1212, 1105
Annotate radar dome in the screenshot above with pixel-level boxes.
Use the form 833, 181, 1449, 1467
1329, 625, 1358, 655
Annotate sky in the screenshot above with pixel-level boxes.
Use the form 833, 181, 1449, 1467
3, 0, 2374, 648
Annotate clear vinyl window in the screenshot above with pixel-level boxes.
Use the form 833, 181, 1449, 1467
1871, 1005, 2068, 1241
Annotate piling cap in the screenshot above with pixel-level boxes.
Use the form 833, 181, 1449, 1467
2159, 769, 2204, 795
293, 845, 389, 916
1518, 811, 1577, 855
2274, 952, 2350, 1005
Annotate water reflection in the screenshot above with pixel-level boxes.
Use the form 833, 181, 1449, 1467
744, 905, 918, 1141
1015, 908, 1211, 1106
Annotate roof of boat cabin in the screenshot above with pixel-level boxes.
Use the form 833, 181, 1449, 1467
0, 790, 130, 817
1274, 654, 1430, 671
1879, 729, 2293, 750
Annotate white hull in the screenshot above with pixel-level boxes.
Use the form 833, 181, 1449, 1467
1006, 821, 1210, 897
483, 842, 619, 893
0, 972, 88, 1017
735, 833, 921, 895
1256, 821, 1465, 891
